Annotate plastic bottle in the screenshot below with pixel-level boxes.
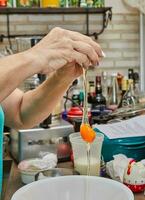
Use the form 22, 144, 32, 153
118, 77, 128, 108
122, 79, 138, 107
102, 71, 108, 103
108, 73, 119, 110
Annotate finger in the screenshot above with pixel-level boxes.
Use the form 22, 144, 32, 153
71, 40, 100, 65
71, 50, 90, 69
66, 30, 104, 57
48, 38, 97, 66
61, 49, 90, 69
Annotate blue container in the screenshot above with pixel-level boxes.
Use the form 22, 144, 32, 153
0, 106, 4, 197
94, 128, 145, 162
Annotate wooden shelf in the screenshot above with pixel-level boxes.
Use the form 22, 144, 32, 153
0, 7, 112, 14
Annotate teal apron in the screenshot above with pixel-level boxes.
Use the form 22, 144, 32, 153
0, 106, 4, 196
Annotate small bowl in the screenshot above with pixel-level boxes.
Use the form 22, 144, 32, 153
19, 169, 42, 184
18, 159, 52, 184
19, 167, 52, 184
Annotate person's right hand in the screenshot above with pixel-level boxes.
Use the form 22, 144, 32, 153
26, 27, 104, 75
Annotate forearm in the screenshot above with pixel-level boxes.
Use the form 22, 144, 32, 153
19, 71, 74, 128
0, 51, 40, 102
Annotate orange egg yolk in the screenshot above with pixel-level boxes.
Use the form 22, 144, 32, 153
80, 123, 96, 143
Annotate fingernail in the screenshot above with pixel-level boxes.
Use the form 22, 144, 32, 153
101, 51, 106, 57
95, 62, 99, 66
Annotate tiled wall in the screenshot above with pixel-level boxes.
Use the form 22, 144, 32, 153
0, 0, 140, 92
98, 12, 140, 75
0, 12, 140, 77
0, 0, 141, 116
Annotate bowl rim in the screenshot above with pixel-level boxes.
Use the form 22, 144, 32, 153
11, 175, 134, 200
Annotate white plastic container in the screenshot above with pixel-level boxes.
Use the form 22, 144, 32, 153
18, 157, 57, 184
19, 168, 44, 184
69, 132, 104, 176
11, 176, 134, 200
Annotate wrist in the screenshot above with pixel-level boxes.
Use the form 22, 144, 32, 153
22, 49, 49, 75
55, 67, 75, 85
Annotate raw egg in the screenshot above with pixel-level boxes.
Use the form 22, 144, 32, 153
80, 123, 96, 143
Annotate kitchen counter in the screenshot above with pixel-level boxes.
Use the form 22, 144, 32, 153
3, 160, 145, 200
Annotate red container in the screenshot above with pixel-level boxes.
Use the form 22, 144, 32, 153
67, 107, 91, 120
0, 0, 7, 6
67, 106, 91, 132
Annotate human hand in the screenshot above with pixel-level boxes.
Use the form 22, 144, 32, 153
27, 27, 104, 75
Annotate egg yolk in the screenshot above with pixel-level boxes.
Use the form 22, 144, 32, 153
80, 123, 96, 143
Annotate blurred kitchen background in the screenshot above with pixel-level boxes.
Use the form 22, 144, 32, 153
1, 0, 145, 160
2, 0, 145, 199
0, 0, 141, 80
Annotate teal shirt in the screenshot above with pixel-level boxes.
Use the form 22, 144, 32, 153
0, 106, 4, 196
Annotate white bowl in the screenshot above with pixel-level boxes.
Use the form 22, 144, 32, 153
11, 176, 134, 200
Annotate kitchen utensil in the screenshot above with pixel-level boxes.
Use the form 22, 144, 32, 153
11, 176, 134, 200
124, 160, 145, 192
69, 132, 104, 176
18, 157, 57, 184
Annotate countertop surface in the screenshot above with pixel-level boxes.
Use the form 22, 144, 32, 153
3, 161, 145, 200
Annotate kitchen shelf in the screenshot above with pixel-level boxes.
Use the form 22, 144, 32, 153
0, 7, 111, 14
0, 7, 112, 41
